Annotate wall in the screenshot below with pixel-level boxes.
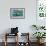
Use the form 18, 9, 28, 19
0, 0, 36, 42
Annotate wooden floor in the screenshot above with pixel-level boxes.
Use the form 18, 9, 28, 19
0, 42, 46, 46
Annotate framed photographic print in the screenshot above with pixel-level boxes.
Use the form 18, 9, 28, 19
10, 8, 25, 19
37, 0, 46, 18
36, 0, 46, 26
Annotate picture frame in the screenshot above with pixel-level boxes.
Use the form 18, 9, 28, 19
36, 0, 46, 26
37, 0, 46, 18
10, 8, 25, 19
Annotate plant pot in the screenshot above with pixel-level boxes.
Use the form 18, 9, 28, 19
37, 39, 40, 43
37, 39, 45, 44
40, 38, 45, 43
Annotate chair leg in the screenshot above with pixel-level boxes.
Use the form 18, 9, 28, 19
4, 41, 7, 46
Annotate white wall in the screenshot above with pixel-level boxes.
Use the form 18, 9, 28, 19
0, 0, 36, 42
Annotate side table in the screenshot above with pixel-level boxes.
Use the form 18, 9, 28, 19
4, 33, 18, 46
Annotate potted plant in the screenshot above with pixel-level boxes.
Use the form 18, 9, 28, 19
40, 26, 45, 29
32, 25, 39, 30
32, 24, 45, 30
33, 32, 46, 43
